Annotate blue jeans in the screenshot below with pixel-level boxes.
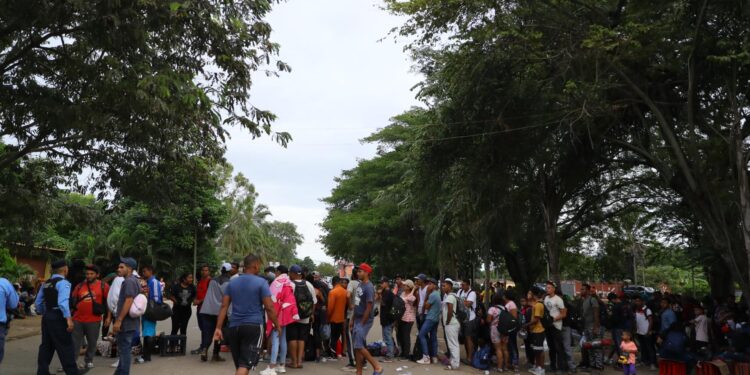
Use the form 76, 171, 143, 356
382, 323, 394, 358
115, 330, 135, 375
270, 326, 287, 366
0, 325, 6, 364
418, 319, 438, 358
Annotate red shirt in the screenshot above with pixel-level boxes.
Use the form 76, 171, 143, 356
196, 277, 210, 311
72, 280, 110, 323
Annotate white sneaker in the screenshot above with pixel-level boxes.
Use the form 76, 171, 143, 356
86, 362, 94, 369
276, 365, 287, 373
259, 367, 277, 375
134, 356, 145, 364
417, 355, 431, 365
110, 360, 119, 368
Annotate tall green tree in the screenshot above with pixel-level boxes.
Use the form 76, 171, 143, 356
321, 109, 431, 277
0, 0, 291, 190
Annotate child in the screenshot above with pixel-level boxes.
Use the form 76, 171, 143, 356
620, 331, 638, 375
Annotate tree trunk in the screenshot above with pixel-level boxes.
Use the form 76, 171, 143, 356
542, 201, 562, 285
729, 73, 750, 304
707, 260, 733, 301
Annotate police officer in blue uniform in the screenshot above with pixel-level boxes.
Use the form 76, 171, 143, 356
0, 275, 20, 365
35, 259, 80, 375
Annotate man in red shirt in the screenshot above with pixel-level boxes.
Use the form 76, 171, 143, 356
71, 264, 110, 369
191, 265, 212, 355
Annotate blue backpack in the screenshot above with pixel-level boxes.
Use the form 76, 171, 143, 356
472, 345, 492, 370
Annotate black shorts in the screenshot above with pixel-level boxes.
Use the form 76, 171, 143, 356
462, 318, 478, 338
529, 332, 545, 352
227, 324, 263, 370
286, 322, 310, 341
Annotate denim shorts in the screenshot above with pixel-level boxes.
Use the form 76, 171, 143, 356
352, 321, 373, 350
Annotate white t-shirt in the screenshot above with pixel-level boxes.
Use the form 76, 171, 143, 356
635, 307, 652, 335
107, 276, 124, 314
694, 314, 709, 342
544, 295, 565, 330
418, 286, 428, 315
291, 280, 317, 324
458, 289, 477, 321
442, 293, 460, 326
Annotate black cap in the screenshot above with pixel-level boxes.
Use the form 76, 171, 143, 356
51, 259, 67, 269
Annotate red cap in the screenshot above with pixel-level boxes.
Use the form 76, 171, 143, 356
358, 263, 373, 274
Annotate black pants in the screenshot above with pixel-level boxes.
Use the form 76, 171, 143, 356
345, 317, 355, 366
412, 314, 425, 359
397, 321, 414, 359
546, 327, 568, 371
171, 307, 191, 335
199, 313, 221, 356
330, 322, 344, 357
37, 312, 77, 375
637, 334, 656, 366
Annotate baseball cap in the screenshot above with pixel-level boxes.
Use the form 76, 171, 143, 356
290, 265, 302, 274
221, 262, 232, 272
414, 274, 427, 281
426, 277, 438, 285
443, 278, 454, 284
119, 257, 137, 269
358, 263, 373, 274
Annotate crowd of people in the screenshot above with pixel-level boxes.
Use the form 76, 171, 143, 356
4, 259, 750, 375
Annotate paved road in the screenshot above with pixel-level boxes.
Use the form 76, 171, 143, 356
3, 309, 652, 375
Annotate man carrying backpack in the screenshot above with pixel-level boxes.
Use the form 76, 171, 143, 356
35, 259, 79, 375
543, 281, 568, 373
524, 287, 546, 375
378, 277, 396, 361
457, 279, 478, 364
71, 264, 110, 370
288, 265, 316, 369
442, 279, 461, 370
580, 283, 603, 373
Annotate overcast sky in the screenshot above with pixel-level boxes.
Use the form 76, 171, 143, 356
224, 0, 420, 264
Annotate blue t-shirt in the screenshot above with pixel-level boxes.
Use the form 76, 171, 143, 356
0, 277, 19, 323
661, 308, 677, 333
425, 291, 442, 322
353, 281, 375, 323
225, 273, 271, 327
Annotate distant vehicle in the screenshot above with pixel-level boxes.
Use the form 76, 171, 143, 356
623, 285, 654, 299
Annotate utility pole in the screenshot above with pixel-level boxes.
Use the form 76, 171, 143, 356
193, 227, 198, 285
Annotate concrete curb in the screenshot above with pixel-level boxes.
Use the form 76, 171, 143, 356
7, 329, 41, 341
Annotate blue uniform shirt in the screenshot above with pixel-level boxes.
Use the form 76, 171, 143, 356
34, 274, 72, 318
0, 277, 19, 323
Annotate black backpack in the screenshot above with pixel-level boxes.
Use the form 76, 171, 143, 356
496, 305, 520, 335
389, 295, 406, 321
564, 299, 582, 331
294, 280, 314, 320
541, 302, 555, 330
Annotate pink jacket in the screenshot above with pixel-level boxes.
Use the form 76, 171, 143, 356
267, 274, 299, 336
